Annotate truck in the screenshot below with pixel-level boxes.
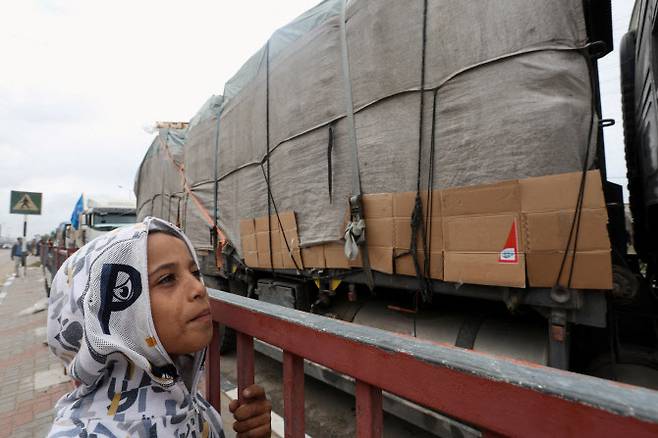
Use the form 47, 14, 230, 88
134, 0, 658, 396
71, 197, 136, 247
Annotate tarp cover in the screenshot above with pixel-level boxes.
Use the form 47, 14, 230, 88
134, 127, 186, 224
137, 0, 598, 256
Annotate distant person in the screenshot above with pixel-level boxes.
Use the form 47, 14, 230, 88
10, 237, 26, 278
46, 217, 272, 437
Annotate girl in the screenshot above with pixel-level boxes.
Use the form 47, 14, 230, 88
46, 217, 271, 437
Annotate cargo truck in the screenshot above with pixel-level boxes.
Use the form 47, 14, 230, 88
134, 0, 658, 390
71, 197, 136, 247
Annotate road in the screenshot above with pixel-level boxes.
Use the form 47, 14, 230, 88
219, 341, 440, 438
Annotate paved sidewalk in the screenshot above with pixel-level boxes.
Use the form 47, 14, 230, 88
0, 262, 72, 438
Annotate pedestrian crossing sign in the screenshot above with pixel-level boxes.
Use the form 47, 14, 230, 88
10, 191, 42, 215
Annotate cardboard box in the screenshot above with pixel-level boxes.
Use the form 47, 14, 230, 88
302, 245, 325, 269
278, 211, 297, 230
392, 191, 415, 217
254, 216, 272, 233
442, 179, 524, 287
241, 235, 259, 267
365, 218, 394, 247
244, 251, 259, 268
444, 252, 526, 288
520, 170, 611, 289
526, 251, 612, 289
394, 218, 414, 250
442, 180, 519, 216
442, 216, 525, 287
394, 249, 443, 279
277, 212, 302, 269
441, 170, 611, 289
256, 231, 272, 269
394, 217, 441, 251
392, 191, 441, 217
241, 234, 257, 252
282, 249, 302, 270
239, 170, 610, 290
239, 218, 260, 267
272, 251, 284, 270
240, 218, 255, 236
520, 170, 604, 212
363, 193, 393, 218
524, 209, 609, 252
367, 246, 394, 274
324, 243, 350, 269
271, 228, 282, 252
444, 214, 523, 252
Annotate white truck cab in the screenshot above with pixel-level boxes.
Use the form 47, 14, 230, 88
73, 198, 136, 247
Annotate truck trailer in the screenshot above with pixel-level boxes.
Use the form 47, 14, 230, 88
134, 0, 657, 389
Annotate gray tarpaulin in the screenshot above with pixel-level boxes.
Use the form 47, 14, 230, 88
134, 128, 186, 224
137, 0, 598, 257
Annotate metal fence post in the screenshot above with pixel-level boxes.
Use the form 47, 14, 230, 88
283, 351, 305, 437
356, 380, 383, 438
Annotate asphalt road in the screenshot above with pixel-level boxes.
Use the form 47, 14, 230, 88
219, 345, 437, 438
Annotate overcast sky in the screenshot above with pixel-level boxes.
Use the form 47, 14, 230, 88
0, 0, 634, 239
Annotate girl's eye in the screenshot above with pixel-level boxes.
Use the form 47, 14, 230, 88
157, 274, 175, 285
192, 270, 201, 279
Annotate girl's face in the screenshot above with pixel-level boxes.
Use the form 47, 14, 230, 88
147, 232, 213, 355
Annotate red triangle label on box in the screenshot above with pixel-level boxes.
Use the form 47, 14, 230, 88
498, 219, 518, 264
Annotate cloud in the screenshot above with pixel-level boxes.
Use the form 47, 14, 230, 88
0, 89, 97, 124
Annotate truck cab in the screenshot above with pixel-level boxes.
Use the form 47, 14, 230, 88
73, 199, 136, 247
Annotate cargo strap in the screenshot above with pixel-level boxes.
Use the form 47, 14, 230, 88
553, 43, 600, 291
259, 165, 302, 271
157, 136, 227, 248
265, 41, 274, 271
256, 41, 303, 272
340, 0, 374, 289
410, 0, 433, 303
212, 106, 222, 247
327, 124, 335, 203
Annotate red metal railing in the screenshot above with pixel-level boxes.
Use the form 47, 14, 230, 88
206, 289, 658, 438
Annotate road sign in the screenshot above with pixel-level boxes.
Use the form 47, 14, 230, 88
10, 191, 42, 215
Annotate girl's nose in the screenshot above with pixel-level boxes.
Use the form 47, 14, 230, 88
189, 274, 207, 300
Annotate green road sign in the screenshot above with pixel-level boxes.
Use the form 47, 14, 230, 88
10, 191, 42, 215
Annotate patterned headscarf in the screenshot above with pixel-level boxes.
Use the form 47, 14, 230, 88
46, 217, 223, 437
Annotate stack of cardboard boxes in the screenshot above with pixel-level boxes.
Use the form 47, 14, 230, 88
238, 170, 612, 290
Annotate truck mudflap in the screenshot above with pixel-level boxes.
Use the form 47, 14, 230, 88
207, 289, 658, 437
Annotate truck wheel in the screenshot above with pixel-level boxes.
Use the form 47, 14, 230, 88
217, 324, 236, 354
588, 352, 658, 390
620, 30, 648, 259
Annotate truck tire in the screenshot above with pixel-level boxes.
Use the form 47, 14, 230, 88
216, 323, 236, 354
620, 31, 648, 259
202, 273, 239, 354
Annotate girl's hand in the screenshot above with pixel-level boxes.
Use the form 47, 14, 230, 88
228, 384, 272, 438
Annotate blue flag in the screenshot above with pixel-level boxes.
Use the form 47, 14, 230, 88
70, 194, 84, 229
